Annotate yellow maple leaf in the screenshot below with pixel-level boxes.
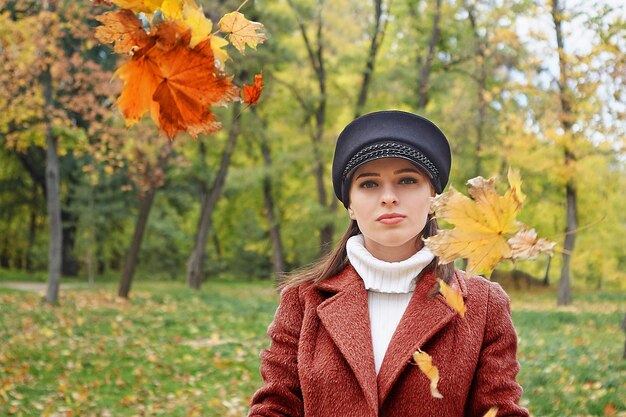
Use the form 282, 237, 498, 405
160, 0, 183, 20
483, 407, 498, 417
218, 11, 266, 54
182, 2, 213, 47
425, 170, 524, 277
413, 349, 443, 398
438, 279, 466, 317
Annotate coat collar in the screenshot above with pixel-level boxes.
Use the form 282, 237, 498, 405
316, 265, 467, 410
316, 265, 378, 414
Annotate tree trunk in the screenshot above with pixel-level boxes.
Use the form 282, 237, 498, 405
415, 0, 442, 110
42, 66, 62, 305
118, 142, 172, 299
187, 102, 241, 289
552, 0, 577, 306
61, 209, 79, 276
465, 2, 487, 178
118, 187, 156, 298
355, 0, 387, 118
26, 183, 38, 271
558, 182, 577, 305
288, 0, 335, 255
260, 126, 285, 281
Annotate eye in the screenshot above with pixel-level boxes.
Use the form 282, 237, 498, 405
359, 180, 378, 189
399, 177, 418, 185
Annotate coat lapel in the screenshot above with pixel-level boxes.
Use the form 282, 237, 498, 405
376, 270, 467, 406
316, 266, 379, 415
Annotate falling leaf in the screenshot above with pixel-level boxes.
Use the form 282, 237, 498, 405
209, 35, 230, 68
218, 11, 266, 54
508, 228, 555, 260
425, 171, 523, 276
243, 73, 264, 105
152, 37, 239, 138
438, 279, 466, 317
483, 407, 498, 417
160, 0, 184, 20
182, 2, 213, 48
94, 9, 151, 54
115, 44, 162, 124
115, 22, 239, 138
412, 349, 443, 399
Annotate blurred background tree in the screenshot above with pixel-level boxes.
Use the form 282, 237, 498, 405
0, 0, 624, 303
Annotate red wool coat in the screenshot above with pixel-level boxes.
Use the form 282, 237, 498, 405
249, 265, 529, 417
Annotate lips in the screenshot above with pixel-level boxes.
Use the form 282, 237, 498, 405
377, 213, 406, 224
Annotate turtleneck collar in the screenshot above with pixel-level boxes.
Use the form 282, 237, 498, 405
346, 234, 435, 293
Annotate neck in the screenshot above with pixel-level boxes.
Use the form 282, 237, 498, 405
363, 238, 423, 262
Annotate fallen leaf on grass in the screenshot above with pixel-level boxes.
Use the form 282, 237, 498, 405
412, 349, 443, 398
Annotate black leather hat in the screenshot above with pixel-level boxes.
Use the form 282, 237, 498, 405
332, 110, 451, 207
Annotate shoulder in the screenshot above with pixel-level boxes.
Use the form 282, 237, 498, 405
456, 270, 512, 314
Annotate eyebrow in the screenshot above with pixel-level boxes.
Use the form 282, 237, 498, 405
355, 167, 423, 180
394, 168, 422, 175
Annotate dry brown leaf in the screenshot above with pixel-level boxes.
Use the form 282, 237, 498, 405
412, 349, 443, 399
94, 9, 151, 54
218, 11, 266, 54
438, 279, 466, 317
508, 228, 555, 260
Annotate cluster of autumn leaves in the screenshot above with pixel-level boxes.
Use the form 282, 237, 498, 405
92, 0, 266, 139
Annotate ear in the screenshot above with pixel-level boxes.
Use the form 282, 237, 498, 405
347, 207, 356, 219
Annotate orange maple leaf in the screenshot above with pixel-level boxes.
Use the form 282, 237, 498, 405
114, 21, 239, 139
115, 44, 161, 124
242, 73, 264, 105
94, 9, 151, 54
153, 37, 239, 138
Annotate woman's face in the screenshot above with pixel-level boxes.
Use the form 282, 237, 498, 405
348, 158, 434, 262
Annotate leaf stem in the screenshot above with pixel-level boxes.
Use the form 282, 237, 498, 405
236, 0, 250, 12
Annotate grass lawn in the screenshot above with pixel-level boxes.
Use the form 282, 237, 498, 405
0, 279, 624, 417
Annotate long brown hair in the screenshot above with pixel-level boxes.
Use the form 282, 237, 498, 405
281, 214, 455, 289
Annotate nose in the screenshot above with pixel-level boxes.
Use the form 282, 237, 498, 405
380, 185, 399, 205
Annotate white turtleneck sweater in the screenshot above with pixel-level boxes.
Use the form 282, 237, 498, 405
346, 234, 435, 375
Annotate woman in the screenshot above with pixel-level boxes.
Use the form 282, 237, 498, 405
249, 111, 529, 417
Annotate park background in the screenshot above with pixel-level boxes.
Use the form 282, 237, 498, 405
0, 0, 624, 416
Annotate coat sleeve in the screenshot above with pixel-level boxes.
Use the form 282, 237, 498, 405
465, 282, 530, 417
248, 285, 304, 417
